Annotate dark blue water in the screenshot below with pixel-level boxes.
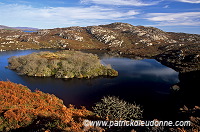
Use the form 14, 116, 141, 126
23, 30, 37, 33
0, 49, 180, 120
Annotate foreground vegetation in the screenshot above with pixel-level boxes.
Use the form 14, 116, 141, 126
8, 50, 118, 78
0, 81, 93, 131
93, 96, 143, 121
0, 81, 199, 131
0, 81, 144, 132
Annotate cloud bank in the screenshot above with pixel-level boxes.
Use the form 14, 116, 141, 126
176, 0, 200, 3
0, 0, 199, 34
146, 12, 200, 26
0, 4, 139, 28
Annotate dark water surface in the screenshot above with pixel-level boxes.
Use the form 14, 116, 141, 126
0, 49, 181, 120
23, 30, 37, 33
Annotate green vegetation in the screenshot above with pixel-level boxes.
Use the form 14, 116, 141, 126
8, 50, 118, 78
93, 96, 143, 120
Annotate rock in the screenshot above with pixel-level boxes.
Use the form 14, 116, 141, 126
171, 85, 180, 91
0, 22, 200, 73
156, 48, 200, 72
55, 30, 84, 41
86, 26, 123, 47
36, 29, 50, 35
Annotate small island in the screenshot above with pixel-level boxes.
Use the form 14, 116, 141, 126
8, 50, 118, 78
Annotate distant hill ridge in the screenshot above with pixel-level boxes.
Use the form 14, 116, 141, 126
0, 22, 199, 72
0, 25, 39, 31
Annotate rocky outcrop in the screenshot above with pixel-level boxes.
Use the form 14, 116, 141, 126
101, 22, 177, 44
1, 22, 199, 52
36, 29, 50, 35
156, 43, 200, 72
1, 22, 200, 72
86, 26, 124, 47
55, 30, 84, 41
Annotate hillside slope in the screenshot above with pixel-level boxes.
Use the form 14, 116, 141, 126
0, 81, 95, 131
0, 22, 199, 72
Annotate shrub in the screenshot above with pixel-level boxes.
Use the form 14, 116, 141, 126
8, 50, 118, 78
93, 96, 143, 120
0, 81, 93, 131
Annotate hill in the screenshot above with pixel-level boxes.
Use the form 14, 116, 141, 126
13, 27, 39, 31
0, 25, 16, 30
0, 22, 199, 72
0, 25, 38, 31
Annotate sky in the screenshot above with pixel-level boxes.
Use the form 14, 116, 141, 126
0, 0, 200, 34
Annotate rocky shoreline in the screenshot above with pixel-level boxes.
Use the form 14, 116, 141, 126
1, 22, 199, 73
1, 22, 200, 131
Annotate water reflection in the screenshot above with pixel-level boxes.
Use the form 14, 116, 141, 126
102, 58, 179, 83
0, 49, 180, 120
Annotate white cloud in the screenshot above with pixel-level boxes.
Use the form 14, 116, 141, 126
0, 4, 139, 28
139, 67, 179, 82
176, 0, 200, 3
140, 67, 178, 76
81, 0, 160, 6
146, 12, 200, 26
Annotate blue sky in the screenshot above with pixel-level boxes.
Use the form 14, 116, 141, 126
0, 0, 200, 34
